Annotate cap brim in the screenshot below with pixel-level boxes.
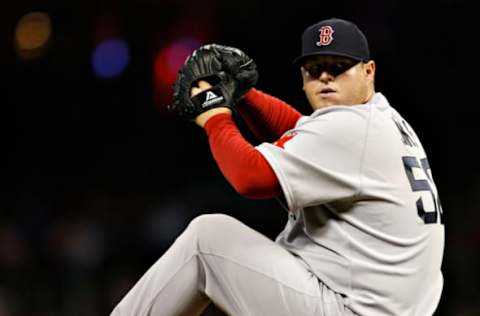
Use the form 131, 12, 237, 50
292, 51, 367, 67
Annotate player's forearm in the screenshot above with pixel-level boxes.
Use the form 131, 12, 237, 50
238, 88, 302, 141
204, 113, 282, 199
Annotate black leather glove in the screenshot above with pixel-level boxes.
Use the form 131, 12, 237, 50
204, 44, 259, 102
171, 45, 236, 120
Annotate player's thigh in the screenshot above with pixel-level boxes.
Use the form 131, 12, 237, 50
187, 214, 323, 315
187, 213, 316, 290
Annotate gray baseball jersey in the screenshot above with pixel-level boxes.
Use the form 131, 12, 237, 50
256, 93, 444, 315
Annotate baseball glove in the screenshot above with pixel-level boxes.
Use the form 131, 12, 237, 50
171, 45, 236, 120
170, 44, 258, 120
203, 44, 259, 102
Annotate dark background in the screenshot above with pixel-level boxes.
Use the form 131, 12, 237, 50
1, 0, 477, 315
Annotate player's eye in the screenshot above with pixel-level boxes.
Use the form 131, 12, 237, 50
306, 65, 321, 77
304, 60, 358, 78
330, 63, 345, 76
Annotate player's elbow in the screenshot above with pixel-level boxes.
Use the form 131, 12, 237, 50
232, 174, 282, 199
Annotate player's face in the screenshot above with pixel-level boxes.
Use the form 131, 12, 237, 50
301, 55, 376, 110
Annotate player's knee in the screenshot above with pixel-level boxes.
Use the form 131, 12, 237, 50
185, 213, 235, 245
110, 304, 122, 316
188, 213, 232, 232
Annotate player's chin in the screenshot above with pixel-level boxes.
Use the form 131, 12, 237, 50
313, 95, 340, 109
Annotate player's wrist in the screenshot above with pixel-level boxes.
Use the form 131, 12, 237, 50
195, 108, 232, 128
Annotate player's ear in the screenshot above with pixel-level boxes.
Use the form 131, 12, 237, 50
300, 67, 307, 91
364, 60, 376, 89
364, 60, 375, 77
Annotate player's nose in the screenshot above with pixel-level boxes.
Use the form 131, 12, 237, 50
318, 71, 334, 82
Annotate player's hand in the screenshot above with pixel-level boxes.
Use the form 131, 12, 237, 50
170, 45, 236, 121
191, 80, 232, 128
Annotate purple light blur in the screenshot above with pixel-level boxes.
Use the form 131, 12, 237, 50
92, 38, 130, 78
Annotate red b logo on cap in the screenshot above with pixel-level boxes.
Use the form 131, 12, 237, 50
316, 26, 334, 46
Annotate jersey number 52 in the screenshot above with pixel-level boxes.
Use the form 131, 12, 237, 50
402, 156, 444, 225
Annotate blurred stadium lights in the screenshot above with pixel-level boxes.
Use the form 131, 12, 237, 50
154, 36, 201, 85
91, 37, 130, 79
15, 11, 52, 60
153, 36, 202, 111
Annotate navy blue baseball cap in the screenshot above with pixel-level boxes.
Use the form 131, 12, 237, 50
293, 18, 370, 66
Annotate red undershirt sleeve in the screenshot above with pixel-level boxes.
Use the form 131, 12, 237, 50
203, 113, 282, 199
237, 88, 302, 142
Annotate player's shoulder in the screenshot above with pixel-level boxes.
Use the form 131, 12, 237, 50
297, 104, 370, 133
297, 93, 390, 130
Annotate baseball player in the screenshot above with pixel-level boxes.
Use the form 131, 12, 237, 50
111, 18, 444, 315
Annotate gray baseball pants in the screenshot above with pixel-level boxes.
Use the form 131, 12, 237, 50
110, 213, 353, 316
